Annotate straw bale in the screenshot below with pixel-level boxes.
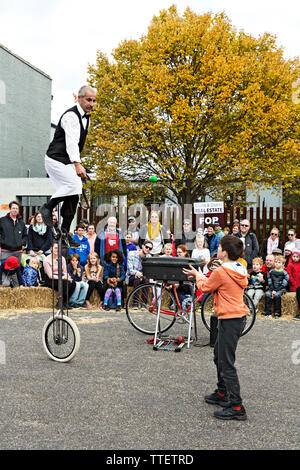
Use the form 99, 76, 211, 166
0, 286, 56, 309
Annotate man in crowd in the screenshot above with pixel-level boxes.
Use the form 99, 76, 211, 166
127, 216, 139, 245
126, 240, 153, 308
204, 224, 220, 257
95, 216, 126, 263
261, 254, 275, 274
237, 219, 259, 269
175, 219, 196, 256
0, 201, 27, 263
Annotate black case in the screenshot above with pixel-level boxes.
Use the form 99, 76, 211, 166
142, 257, 204, 282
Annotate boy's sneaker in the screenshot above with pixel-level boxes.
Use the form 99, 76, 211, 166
261, 312, 271, 317
204, 390, 230, 407
293, 314, 300, 321
214, 405, 247, 421
274, 313, 281, 319
103, 304, 110, 311
116, 305, 122, 311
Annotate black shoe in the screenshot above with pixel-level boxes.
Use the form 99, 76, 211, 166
103, 304, 110, 311
116, 305, 122, 311
55, 302, 69, 310
41, 204, 53, 227
214, 405, 247, 421
62, 230, 80, 248
205, 390, 231, 407
274, 313, 281, 319
293, 314, 300, 321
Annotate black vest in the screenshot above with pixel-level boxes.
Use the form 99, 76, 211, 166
46, 105, 89, 165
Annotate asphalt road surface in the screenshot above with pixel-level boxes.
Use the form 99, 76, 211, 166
0, 308, 298, 451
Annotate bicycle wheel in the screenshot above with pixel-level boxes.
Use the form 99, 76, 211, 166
42, 315, 80, 362
126, 283, 177, 335
201, 292, 256, 337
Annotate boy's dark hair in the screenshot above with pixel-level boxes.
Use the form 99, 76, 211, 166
220, 235, 244, 261
104, 249, 125, 264
76, 223, 86, 231
69, 253, 80, 262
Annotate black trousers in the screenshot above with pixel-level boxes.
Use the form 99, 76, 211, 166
86, 280, 104, 301
128, 275, 150, 305
45, 195, 79, 232
214, 316, 246, 407
45, 278, 76, 303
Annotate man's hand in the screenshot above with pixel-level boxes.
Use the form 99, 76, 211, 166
74, 162, 87, 179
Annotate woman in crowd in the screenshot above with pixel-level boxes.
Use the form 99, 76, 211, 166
139, 211, 170, 256
259, 227, 283, 261
43, 243, 76, 308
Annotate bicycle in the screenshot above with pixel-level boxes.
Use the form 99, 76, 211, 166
42, 222, 80, 363
126, 281, 256, 337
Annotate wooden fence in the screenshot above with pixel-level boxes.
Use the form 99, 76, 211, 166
20, 204, 300, 246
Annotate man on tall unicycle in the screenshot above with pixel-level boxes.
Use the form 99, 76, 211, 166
41, 85, 97, 245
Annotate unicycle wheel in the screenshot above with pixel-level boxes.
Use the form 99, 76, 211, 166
42, 315, 80, 362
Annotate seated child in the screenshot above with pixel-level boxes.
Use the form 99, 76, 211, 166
68, 253, 88, 308
262, 255, 289, 318
246, 257, 267, 308
160, 243, 173, 257
285, 250, 300, 321
84, 253, 104, 309
103, 250, 126, 311
284, 243, 295, 268
22, 257, 40, 287
0, 256, 23, 288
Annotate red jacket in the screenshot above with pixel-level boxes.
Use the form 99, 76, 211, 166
286, 261, 300, 291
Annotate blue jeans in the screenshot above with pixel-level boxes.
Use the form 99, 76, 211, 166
69, 281, 88, 305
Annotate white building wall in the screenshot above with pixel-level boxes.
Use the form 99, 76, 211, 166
0, 178, 55, 217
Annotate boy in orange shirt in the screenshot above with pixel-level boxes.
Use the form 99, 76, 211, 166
183, 235, 248, 420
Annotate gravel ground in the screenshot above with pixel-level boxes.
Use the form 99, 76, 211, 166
0, 308, 299, 451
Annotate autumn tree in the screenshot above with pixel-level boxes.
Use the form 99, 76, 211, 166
84, 6, 300, 205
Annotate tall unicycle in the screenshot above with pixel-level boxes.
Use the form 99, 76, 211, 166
42, 212, 80, 362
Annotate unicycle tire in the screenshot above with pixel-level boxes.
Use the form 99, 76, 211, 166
42, 315, 80, 362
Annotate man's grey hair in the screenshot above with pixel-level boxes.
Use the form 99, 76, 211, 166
78, 85, 97, 97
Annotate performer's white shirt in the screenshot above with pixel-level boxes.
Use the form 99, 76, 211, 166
60, 103, 89, 163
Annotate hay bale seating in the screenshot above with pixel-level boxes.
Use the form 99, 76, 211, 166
256, 292, 299, 317
0, 285, 134, 310
0, 285, 298, 317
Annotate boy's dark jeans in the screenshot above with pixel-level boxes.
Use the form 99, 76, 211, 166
214, 316, 246, 407
265, 289, 285, 314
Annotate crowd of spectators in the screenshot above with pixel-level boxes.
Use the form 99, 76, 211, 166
0, 202, 299, 319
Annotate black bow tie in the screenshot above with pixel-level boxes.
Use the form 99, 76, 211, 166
82, 113, 90, 119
